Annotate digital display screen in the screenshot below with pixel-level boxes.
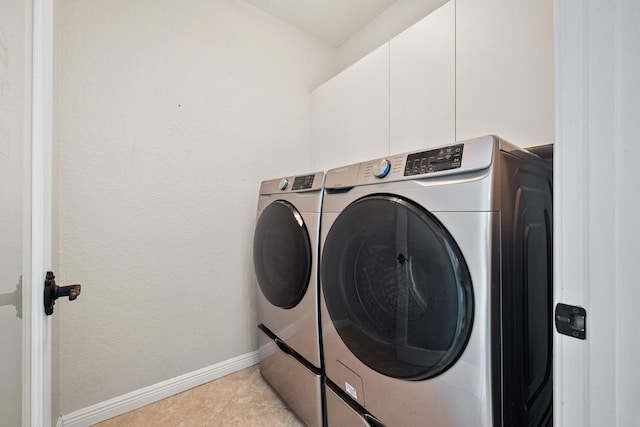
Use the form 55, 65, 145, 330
404, 144, 463, 176
292, 174, 315, 190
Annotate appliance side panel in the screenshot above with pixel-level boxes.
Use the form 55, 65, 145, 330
498, 151, 554, 426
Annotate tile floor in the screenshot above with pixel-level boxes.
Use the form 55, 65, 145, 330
92, 365, 305, 427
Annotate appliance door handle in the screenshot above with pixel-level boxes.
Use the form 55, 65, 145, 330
364, 414, 386, 427
274, 337, 294, 355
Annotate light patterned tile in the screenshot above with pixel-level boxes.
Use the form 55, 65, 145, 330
110, 394, 186, 426
90, 413, 129, 427
90, 365, 305, 427
211, 402, 305, 427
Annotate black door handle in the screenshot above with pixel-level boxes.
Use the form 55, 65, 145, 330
44, 271, 81, 315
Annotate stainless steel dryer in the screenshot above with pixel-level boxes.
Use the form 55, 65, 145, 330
319, 136, 553, 427
253, 171, 325, 427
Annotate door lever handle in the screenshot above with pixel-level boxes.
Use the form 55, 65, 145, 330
55, 284, 81, 300
44, 271, 81, 315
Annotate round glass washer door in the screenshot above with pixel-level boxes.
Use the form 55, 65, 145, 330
253, 200, 312, 309
321, 194, 473, 380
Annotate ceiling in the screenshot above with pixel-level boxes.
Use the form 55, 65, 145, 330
242, 0, 399, 46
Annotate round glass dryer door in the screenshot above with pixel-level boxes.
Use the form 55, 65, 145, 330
253, 200, 312, 309
321, 195, 473, 380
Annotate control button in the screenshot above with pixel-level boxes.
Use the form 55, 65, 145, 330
372, 159, 391, 178
278, 178, 289, 191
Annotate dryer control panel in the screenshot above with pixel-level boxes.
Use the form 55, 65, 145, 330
259, 171, 325, 195
291, 174, 316, 190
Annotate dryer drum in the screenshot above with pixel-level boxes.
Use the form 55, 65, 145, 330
321, 194, 474, 380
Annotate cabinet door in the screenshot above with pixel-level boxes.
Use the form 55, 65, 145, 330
390, 1, 455, 154
343, 43, 390, 164
310, 74, 348, 171
456, 0, 554, 147
311, 44, 389, 170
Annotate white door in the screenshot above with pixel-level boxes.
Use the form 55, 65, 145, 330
0, 0, 53, 426
555, 0, 640, 425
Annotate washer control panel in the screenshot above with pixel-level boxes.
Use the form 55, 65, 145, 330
324, 136, 497, 190
404, 144, 463, 176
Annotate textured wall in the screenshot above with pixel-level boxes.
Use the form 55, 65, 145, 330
53, 0, 335, 414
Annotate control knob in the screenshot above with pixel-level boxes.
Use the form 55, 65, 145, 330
278, 178, 289, 191
372, 159, 391, 178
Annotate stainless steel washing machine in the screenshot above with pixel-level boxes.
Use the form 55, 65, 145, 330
253, 171, 325, 427
320, 136, 553, 426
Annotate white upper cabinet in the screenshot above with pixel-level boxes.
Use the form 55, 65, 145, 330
343, 44, 390, 165
310, 73, 348, 172
455, 0, 554, 147
311, 0, 554, 168
390, 1, 455, 154
310, 44, 389, 170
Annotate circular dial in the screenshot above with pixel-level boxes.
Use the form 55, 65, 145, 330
278, 178, 289, 191
372, 159, 391, 178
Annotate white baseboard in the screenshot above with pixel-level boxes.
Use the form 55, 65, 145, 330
60, 351, 260, 427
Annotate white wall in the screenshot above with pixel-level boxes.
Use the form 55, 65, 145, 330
53, 0, 335, 415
